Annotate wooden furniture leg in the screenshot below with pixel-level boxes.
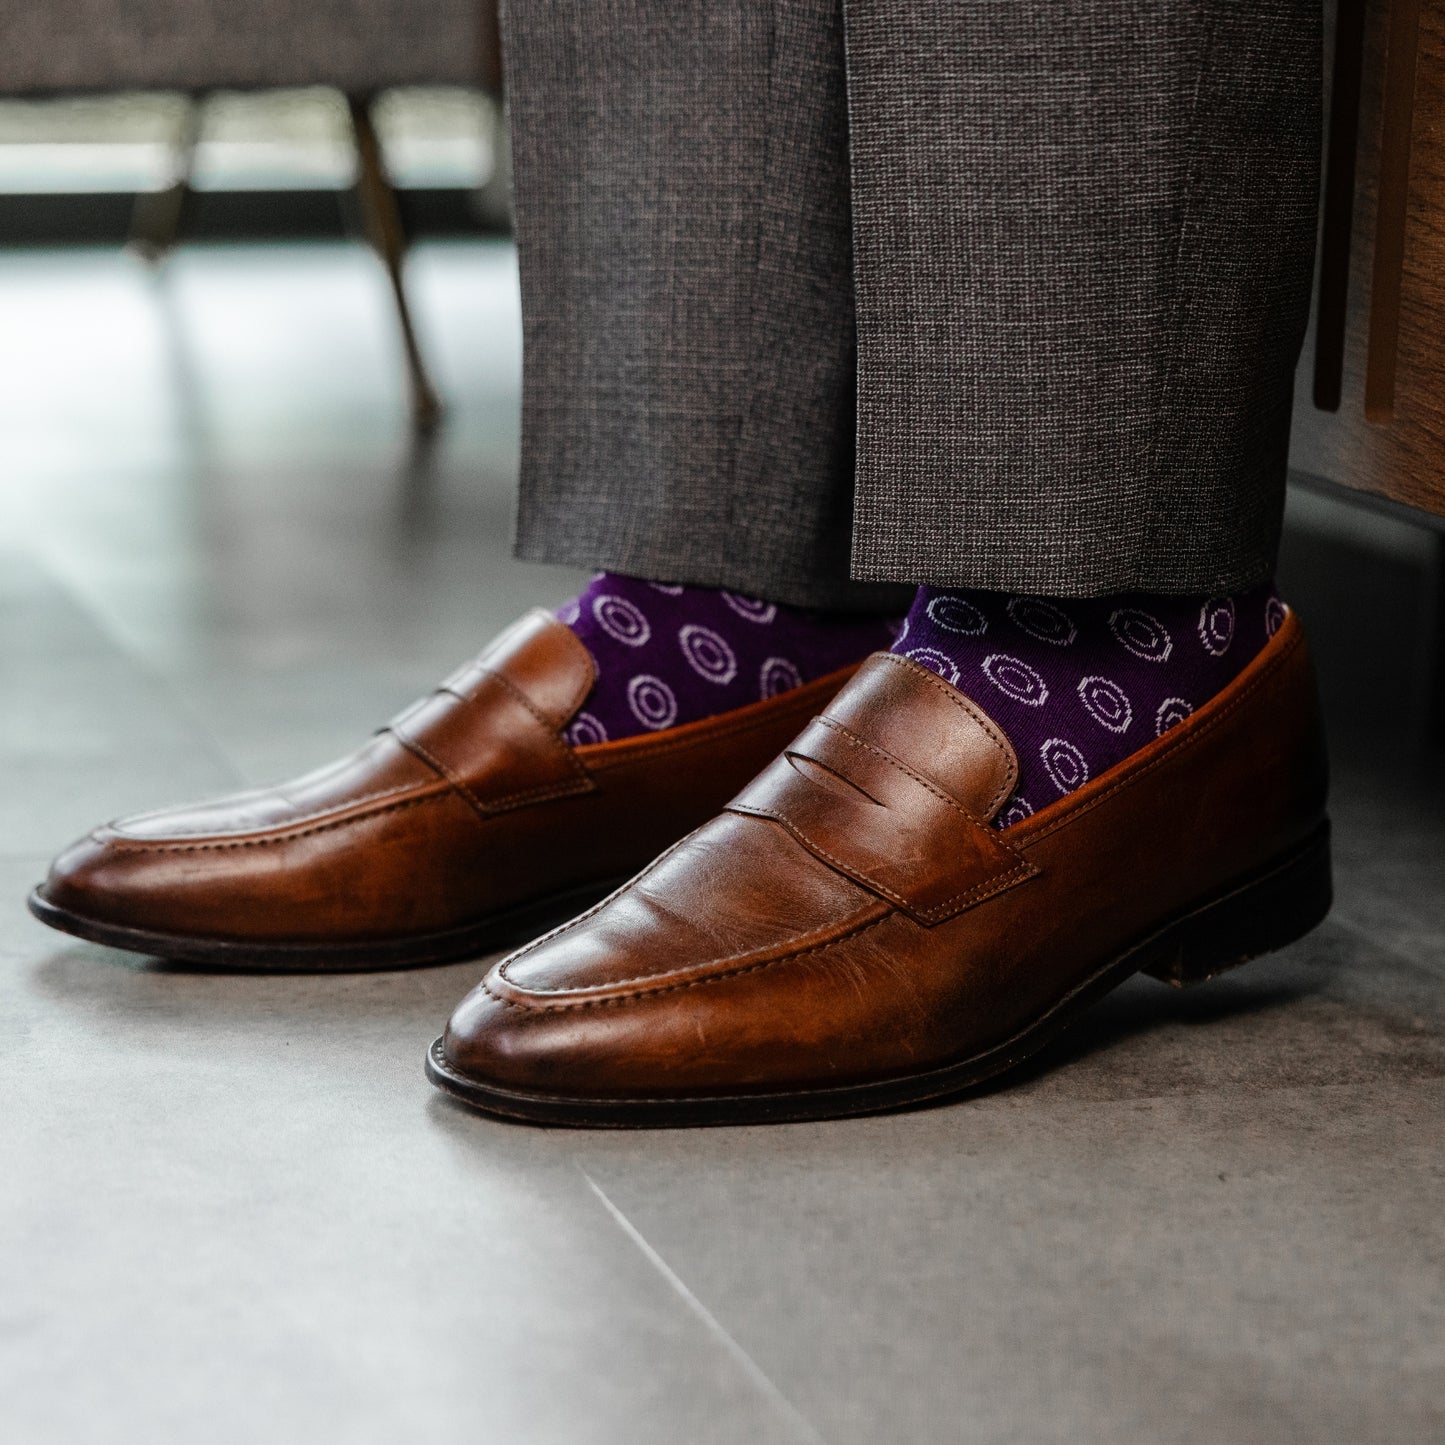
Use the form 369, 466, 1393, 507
128, 96, 203, 264
348, 93, 444, 432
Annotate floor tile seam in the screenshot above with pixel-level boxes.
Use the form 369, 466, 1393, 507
575, 1165, 831, 1445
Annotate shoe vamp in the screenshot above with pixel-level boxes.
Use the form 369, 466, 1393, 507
110, 734, 432, 840
497, 811, 882, 997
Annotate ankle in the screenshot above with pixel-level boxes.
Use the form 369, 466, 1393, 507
895, 582, 1284, 824
561, 572, 899, 743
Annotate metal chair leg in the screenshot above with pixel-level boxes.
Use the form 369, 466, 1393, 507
347, 93, 444, 432
128, 97, 203, 264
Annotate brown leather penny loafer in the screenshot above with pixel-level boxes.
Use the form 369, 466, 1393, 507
429, 610, 1331, 1125
29, 610, 857, 970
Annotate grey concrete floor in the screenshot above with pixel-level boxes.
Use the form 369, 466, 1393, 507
2, 241, 1443, 1445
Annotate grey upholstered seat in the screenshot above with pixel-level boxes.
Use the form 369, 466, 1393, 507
0, 1, 489, 96
0, 1, 502, 429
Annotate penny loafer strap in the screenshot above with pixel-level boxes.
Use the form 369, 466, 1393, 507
728, 716, 1036, 923
385, 611, 598, 817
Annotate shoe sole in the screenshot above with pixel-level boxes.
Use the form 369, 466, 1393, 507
26, 876, 630, 973
424, 822, 1333, 1127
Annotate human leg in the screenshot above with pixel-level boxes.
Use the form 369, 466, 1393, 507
434, 1, 1332, 1122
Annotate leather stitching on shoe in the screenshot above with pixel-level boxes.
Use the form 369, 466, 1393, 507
486, 906, 894, 1009
726, 802, 1037, 921
809, 716, 995, 818
108, 781, 427, 840
393, 667, 593, 817
102, 793, 444, 851
867, 652, 1020, 805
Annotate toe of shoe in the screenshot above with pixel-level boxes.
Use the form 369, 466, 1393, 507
440, 972, 682, 1104
438, 956, 830, 1105
441, 978, 572, 1093
37, 827, 135, 923
37, 819, 240, 936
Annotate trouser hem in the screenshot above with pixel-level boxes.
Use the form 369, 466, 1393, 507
513, 534, 914, 614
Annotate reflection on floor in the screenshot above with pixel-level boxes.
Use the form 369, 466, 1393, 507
2, 243, 1442, 1445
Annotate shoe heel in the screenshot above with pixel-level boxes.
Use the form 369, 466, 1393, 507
1142, 822, 1332, 989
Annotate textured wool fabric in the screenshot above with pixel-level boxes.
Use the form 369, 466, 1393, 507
502, 0, 1320, 603
846, 2, 1320, 594
895, 583, 1285, 826
506, 0, 903, 614
560, 573, 899, 744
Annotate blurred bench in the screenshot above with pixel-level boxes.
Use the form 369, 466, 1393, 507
0, 0, 504, 429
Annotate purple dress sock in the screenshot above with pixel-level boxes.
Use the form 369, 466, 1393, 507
894, 582, 1286, 827
560, 572, 900, 745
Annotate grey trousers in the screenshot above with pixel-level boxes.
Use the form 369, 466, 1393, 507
505, 1, 1321, 609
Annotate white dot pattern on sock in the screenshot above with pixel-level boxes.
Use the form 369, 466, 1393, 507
1109, 607, 1173, 662
626, 674, 678, 730
904, 646, 961, 685
891, 584, 1281, 828
679, 624, 738, 685
981, 653, 1049, 706
1040, 737, 1090, 793
721, 592, 778, 624
1155, 696, 1194, 735
593, 593, 651, 647
561, 575, 901, 743
1007, 597, 1077, 645
564, 711, 608, 747
760, 656, 803, 697
1077, 674, 1133, 733
926, 594, 988, 635
1197, 597, 1236, 656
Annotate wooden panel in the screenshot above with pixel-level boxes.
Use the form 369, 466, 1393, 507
1291, 0, 1445, 518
